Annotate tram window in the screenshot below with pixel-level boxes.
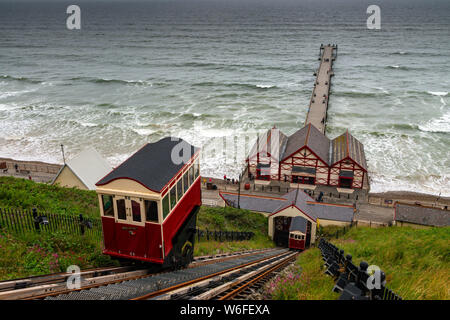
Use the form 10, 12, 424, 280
194, 160, 200, 178
183, 172, 189, 193
116, 199, 126, 220
162, 194, 170, 219
102, 195, 114, 217
189, 166, 194, 186
170, 186, 177, 210
131, 200, 141, 222
177, 178, 183, 201
144, 200, 158, 222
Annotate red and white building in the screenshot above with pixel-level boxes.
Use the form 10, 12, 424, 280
245, 124, 369, 192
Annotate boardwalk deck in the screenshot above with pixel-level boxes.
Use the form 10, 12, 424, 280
304, 44, 337, 134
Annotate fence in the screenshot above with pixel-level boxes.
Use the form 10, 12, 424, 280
318, 238, 402, 300
0, 207, 102, 240
195, 228, 254, 242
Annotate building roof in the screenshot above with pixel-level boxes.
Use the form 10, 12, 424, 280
395, 203, 450, 227
305, 202, 355, 222
331, 131, 367, 170
247, 127, 288, 162
220, 189, 354, 223
289, 216, 308, 233
282, 124, 331, 165
53, 148, 112, 190
96, 137, 199, 192
219, 193, 285, 214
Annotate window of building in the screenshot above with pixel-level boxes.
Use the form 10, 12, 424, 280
116, 199, 126, 220
177, 178, 183, 201
170, 186, 177, 210
292, 176, 315, 185
131, 200, 141, 222
102, 195, 114, 217
162, 194, 170, 219
144, 200, 158, 223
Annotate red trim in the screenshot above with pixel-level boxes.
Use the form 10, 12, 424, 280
95, 149, 200, 193
269, 204, 317, 223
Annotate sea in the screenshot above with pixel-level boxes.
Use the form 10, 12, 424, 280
0, 0, 449, 195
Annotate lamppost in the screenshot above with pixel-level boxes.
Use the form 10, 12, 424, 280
237, 173, 241, 209
60, 144, 66, 164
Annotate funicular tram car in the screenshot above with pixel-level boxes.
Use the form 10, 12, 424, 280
95, 137, 201, 268
288, 216, 308, 251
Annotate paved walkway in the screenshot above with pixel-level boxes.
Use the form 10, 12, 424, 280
305, 44, 337, 133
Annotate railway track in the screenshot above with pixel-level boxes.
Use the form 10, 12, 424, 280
0, 248, 277, 300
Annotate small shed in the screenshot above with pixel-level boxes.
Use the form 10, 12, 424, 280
394, 203, 450, 228
52, 148, 112, 190
220, 189, 355, 248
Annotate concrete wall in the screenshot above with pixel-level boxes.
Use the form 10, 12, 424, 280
318, 219, 352, 227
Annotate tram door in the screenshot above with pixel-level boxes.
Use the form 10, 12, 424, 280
114, 196, 146, 257
273, 216, 292, 247
305, 221, 312, 248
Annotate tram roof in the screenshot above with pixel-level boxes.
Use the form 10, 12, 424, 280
96, 137, 199, 192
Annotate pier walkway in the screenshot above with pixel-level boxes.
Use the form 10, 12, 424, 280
304, 44, 337, 134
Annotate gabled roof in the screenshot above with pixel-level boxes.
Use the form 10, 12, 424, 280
331, 130, 367, 170
395, 203, 450, 227
247, 127, 288, 162
289, 216, 308, 233
220, 189, 354, 223
305, 202, 355, 222
96, 137, 199, 192
219, 192, 286, 214
53, 148, 112, 190
282, 123, 331, 165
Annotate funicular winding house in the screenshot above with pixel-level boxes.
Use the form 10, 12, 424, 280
95, 137, 201, 267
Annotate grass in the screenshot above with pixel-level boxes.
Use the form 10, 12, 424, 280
194, 206, 275, 256
266, 226, 450, 300
264, 248, 337, 300
0, 176, 99, 218
0, 176, 274, 279
0, 230, 116, 280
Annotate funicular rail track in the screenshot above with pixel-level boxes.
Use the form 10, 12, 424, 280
27, 248, 289, 300
0, 248, 277, 300
147, 250, 298, 300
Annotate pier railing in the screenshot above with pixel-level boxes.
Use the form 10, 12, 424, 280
318, 238, 402, 300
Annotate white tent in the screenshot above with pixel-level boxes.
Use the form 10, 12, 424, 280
52, 148, 112, 190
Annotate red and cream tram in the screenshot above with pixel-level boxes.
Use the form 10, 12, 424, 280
288, 216, 307, 251
95, 137, 201, 268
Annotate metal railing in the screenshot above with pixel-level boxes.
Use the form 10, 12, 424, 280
195, 228, 254, 242
318, 238, 402, 300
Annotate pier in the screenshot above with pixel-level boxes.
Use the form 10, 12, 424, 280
304, 44, 337, 134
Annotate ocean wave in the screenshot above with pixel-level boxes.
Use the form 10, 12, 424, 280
418, 112, 450, 133
0, 75, 41, 84
69, 77, 153, 86
333, 90, 389, 98
192, 81, 279, 91
427, 91, 448, 97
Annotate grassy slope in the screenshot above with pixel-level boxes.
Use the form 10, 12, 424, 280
194, 206, 275, 256
267, 226, 450, 300
0, 176, 274, 279
0, 176, 99, 217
